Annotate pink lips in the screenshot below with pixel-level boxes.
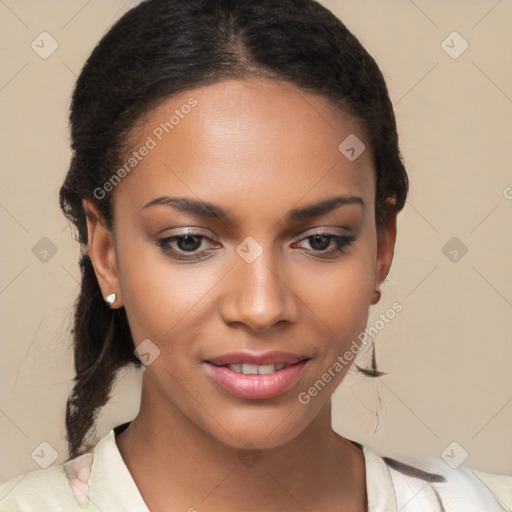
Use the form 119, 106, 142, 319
203, 350, 310, 400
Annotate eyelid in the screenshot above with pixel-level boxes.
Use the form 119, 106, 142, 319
293, 233, 355, 248
296, 225, 352, 236
157, 227, 219, 240
157, 226, 352, 245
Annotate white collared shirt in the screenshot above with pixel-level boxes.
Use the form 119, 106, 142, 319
1, 428, 510, 511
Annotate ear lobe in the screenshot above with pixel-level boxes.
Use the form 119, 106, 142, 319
82, 199, 122, 308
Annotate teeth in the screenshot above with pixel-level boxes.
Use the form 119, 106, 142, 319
241, 364, 258, 374
256, 364, 276, 375
225, 363, 289, 374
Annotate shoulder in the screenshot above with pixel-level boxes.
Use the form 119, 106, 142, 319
380, 451, 512, 512
0, 428, 149, 512
0, 443, 95, 511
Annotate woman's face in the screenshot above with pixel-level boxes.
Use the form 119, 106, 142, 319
86, 77, 396, 449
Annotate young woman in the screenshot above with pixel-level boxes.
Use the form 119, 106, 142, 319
1, 0, 510, 511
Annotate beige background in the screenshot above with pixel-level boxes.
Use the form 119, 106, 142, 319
1, 0, 511, 485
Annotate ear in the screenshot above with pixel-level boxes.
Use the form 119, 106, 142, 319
82, 199, 123, 309
371, 199, 397, 305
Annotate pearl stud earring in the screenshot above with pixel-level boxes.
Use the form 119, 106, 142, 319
104, 293, 117, 307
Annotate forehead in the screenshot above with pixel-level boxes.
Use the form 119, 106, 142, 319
114, 77, 375, 221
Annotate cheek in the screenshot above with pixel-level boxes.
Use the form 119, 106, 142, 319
115, 235, 220, 344
297, 237, 377, 348
300, 261, 373, 332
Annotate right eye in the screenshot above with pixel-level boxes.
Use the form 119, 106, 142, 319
156, 233, 220, 260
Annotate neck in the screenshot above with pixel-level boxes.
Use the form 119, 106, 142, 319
115, 371, 367, 512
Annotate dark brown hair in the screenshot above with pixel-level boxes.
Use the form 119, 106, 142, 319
60, 0, 408, 459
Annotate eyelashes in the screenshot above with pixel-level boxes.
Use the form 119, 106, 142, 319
293, 233, 355, 255
156, 233, 219, 261
156, 232, 356, 261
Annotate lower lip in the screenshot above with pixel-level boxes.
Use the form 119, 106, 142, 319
203, 360, 310, 400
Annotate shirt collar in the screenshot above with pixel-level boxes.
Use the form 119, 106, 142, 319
90, 428, 398, 512
352, 441, 399, 512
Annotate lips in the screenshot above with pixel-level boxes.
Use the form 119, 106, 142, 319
203, 351, 311, 400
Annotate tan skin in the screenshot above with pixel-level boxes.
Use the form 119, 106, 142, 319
84, 77, 396, 512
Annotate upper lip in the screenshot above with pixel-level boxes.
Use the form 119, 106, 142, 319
205, 350, 310, 366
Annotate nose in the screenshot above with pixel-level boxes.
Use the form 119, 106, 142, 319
220, 248, 300, 333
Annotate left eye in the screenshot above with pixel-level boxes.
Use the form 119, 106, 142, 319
294, 233, 355, 254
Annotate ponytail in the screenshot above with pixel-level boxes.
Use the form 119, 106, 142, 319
65, 254, 140, 459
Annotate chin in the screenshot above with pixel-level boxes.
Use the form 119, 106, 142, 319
204, 406, 316, 451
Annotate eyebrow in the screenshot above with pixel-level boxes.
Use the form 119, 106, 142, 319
142, 194, 365, 221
